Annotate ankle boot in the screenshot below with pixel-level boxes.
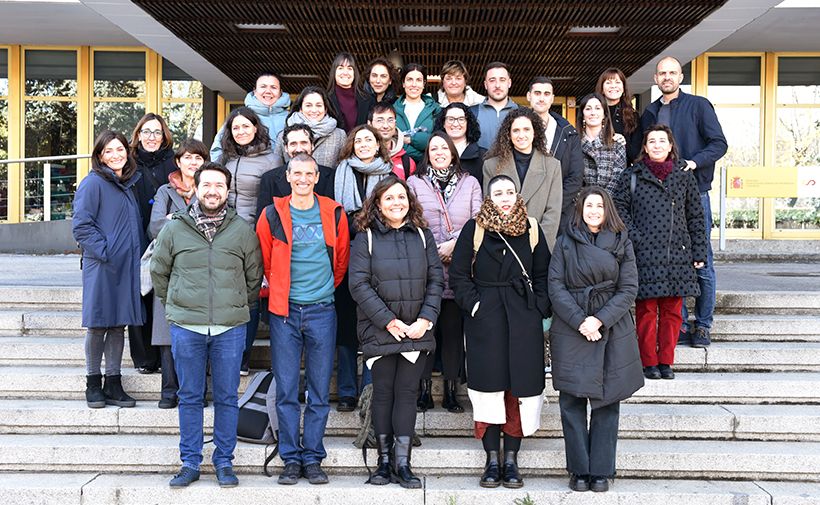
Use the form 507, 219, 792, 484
85, 374, 105, 408
479, 450, 501, 488
416, 379, 433, 412
103, 374, 136, 407
502, 450, 523, 488
368, 434, 392, 485
442, 380, 464, 413
392, 435, 421, 489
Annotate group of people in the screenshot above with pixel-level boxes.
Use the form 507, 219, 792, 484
71, 52, 726, 492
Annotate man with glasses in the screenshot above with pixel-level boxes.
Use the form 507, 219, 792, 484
368, 102, 416, 179
256, 153, 350, 485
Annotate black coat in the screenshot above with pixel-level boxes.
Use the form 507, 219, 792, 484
132, 146, 177, 243
449, 219, 550, 398
255, 162, 336, 219
459, 142, 487, 187
548, 225, 643, 408
608, 103, 643, 164
548, 112, 584, 234
348, 220, 444, 359
612, 160, 708, 300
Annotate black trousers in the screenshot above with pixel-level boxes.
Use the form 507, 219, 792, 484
558, 391, 620, 477
128, 292, 160, 369
422, 300, 464, 381
159, 345, 178, 400
371, 353, 427, 437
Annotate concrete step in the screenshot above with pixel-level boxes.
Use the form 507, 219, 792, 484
7, 474, 819, 505
709, 314, 820, 342
713, 291, 820, 315
1, 434, 818, 481
2, 399, 818, 442
0, 286, 81, 310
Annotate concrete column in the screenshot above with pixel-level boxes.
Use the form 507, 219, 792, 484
202, 86, 219, 147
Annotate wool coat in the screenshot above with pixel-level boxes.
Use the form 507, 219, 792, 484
482, 150, 563, 252
458, 142, 487, 187
548, 225, 643, 408
132, 146, 177, 242
449, 219, 551, 398
73, 168, 145, 328
408, 173, 482, 299
612, 160, 708, 300
348, 220, 444, 360
223, 149, 277, 226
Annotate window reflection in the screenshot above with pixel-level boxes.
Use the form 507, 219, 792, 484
162, 58, 203, 141
25, 50, 77, 97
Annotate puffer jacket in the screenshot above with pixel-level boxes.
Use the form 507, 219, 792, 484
348, 219, 444, 359
210, 91, 292, 161
548, 225, 643, 408
150, 206, 263, 328
223, 149, 277, 225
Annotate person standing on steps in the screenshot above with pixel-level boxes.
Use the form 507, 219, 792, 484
151, 162, 262, 489
256, 153, 350, 486
74, 130, 145, 410
470, 62, 518, 151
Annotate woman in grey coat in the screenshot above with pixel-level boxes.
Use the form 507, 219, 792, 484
549, 186, 643, 493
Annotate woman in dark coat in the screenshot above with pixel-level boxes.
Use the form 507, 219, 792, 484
449, 175, 551, 489
348, 176, 444, 489
327, 52, 375, 134
596, 68, 642, 163
433, 103, 486, 186
549, 185, 643, 493
73, 130, 145, 409
613, 125, 707, 380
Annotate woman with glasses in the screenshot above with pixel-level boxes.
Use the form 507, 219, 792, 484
433, 103, 485, 185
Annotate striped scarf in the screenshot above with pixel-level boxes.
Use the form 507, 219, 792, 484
189, 201, 226, 242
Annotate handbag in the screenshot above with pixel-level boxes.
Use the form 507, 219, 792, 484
139, 239, 156, 296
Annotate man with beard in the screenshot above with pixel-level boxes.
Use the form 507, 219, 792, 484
367, 102, 416, 180
151, 162, 262, 489
470, 62, 519, 150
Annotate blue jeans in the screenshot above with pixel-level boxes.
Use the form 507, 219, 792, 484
336, 344, 372, 398
170, 324, 245, 471
242, 303, 262, 369
269, 302, 336, 466
682, 191, 716, 331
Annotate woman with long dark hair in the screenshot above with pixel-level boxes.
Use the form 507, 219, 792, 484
363, 56, 398, 105
596, 68, 642, 163
433, 103, 486, 185
327, 52, 375, 133
73, 130, 144, 409
394, 63, 441, 164
549, 186, 643, 493
349, 176, 444, 488
577, 93, 627, 196
272, 86, 347, 168
408, 131, 482, 413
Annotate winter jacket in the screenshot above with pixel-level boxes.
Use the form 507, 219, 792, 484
150, 206, 263, 328
148, 183, 197, 240
470, 99, 519, 150
210, 91, 291, 161
255, 162, 335, 219
132, 146, 177, 243
73, 168, 145, 328
483, 150, 563, 252
612, 160, 708, 300
641, 91, 727, 193
222, 149, 277, 226
608, 103, 643, 163
437, 86, 485, 107
394, 94, 441, 163
449, 219, 550, 398
271, 127, 346, 169
256, 195, 350, 317
548, 111, 584, 234
348, 220, 444, 359
548, 225, 643, 408
408, 173, 482, 299
458, 142, 487, 186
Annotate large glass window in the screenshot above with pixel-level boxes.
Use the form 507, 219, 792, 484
93, 50, 146, 137
162, 58, 202, 142
24, 49, 77, 221
0, 48, 8, 222
775, 56, 820, 230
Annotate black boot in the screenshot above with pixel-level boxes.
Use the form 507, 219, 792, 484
479, 450, 501, 488
103, 374, 136, 407
85, 374, 105, 408
392, 435, 421, 489
442, 380, 464, 413
502, 450, 523, 488
416, 379, 433, 412
369, 434, 392, 485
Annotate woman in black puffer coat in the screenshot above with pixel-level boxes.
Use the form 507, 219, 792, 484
348, 175, 444, 489
549, 186, 643, 493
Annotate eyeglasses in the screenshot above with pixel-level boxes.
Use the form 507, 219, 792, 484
372, 118, 396, 126
140, 129, 163, 138
445, 116, 467, 125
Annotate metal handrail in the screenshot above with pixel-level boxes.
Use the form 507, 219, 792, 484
0, 154, 91, 165
1, 154, 91, 222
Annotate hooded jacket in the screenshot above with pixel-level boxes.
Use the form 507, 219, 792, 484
210, 91, 292, 161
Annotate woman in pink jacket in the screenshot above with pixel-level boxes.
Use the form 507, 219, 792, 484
408, 131, 482, 413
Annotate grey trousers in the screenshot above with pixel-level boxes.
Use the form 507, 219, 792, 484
558, 391, 620, 477
85, 326, 125, 376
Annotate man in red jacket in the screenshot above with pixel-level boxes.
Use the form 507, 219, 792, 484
255, 153, 350, 485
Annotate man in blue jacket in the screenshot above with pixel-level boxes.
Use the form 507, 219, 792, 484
641, 56, 728, 348
470, 62, 519, 150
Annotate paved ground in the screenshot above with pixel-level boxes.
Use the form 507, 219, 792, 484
0, 254, 817, 293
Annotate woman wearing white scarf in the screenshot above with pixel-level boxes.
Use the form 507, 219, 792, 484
272, 86, 346, 168
334, 125, 394, 214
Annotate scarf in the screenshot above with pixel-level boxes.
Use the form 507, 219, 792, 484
475, 194, 528, 236
334, 156, 394, 213
168, 170, 195, 203
427, 165, 458, 203
188, 201, 226, 243
286, 111, 339, 139
643, 156, 675, 181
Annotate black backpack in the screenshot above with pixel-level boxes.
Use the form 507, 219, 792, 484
236, 371, 279, 476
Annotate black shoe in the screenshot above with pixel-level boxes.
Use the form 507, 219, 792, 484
590, 475, 609, 492
392, 435, 422, 489
158, 397, 178, 409
278, 462, 302, 485
479, 450, 501, 488
677, 328, 691, 346
568, 473, 590, 492
303, 463, 329, 484
103, 374, 136, 407
169, 466, 200, 488
369, 434, 393, 485
337, 396, 356, 412
691, 327, 711, 348
643, 366, 661, 380
442, 380, 464, 413
416, 379, 433, 412
658, 364, 675, 380
85, 374, 106, 409
216, 466, 239, 488
136, 367, 158, 375
501, 450, 523, 488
